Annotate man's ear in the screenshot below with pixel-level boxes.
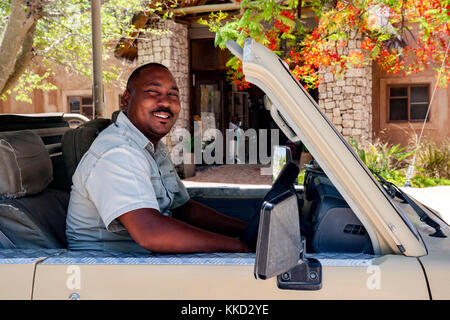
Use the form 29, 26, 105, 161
122, 90, 131, 110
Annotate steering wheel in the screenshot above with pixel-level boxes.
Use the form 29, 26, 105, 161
240, 162, 299, 251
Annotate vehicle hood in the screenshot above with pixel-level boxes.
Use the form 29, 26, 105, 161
400, 186, 450, 226
415, 216, 450, 300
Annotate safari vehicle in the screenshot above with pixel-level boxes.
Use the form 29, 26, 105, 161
0, 39, 449, 300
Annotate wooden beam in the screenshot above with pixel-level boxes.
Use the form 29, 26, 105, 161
170, 2, 240, 16
114, 11, 152, 60
170, 1, 315, 18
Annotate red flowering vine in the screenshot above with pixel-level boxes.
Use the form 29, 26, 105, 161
203, 0, 450, 90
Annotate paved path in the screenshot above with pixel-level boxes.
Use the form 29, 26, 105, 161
184, 164, 272, 185
400, 186, 450, 224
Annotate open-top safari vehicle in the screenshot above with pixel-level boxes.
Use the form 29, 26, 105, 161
0, 39, 448, 300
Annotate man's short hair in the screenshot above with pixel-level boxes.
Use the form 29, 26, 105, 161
126, 63, 169, 91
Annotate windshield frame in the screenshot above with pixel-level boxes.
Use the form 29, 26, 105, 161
237, 38, 428, 256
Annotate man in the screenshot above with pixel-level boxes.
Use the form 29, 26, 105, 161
66, 63, 250, 253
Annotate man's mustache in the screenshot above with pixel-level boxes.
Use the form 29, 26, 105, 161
152, 107, 174, 117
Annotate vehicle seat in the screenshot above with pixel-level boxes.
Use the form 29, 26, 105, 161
303, 173, 342, 222
303, 162, 373, 254
0, 131, 69, 249
61, 118, 111, 182
312, 195, 372, 253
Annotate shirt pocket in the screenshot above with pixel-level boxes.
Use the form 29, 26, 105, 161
163, 172, 180, 194
150, 175, 165, 199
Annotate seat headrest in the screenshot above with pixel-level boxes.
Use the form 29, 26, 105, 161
61, 118, 111, 181
0, 130, 52, 199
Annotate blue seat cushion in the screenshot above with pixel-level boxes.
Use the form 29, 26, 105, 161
0, 189, 69, 249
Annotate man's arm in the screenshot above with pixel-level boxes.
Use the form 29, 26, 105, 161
119, 208, 250, 253
171, 199, 247, 237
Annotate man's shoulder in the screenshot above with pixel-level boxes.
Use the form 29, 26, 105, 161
74, 125, 148, 179
86, 122, 147, 159
90, 124, 128, 151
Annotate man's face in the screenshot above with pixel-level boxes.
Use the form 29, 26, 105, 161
123, 66, 181, 144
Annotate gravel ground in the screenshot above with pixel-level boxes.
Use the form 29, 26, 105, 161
400, 186, 450, 224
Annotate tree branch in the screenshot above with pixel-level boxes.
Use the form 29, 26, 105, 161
2, 22, 37, 93
37, 52, 90, 76
0, 0, 43, 95
297, 0, 302, 18
41, 0, 110, 18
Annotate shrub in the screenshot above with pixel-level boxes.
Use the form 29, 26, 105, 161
416, 139, 450, 179
379, 170, 450, 188
348, 137, 413, 176
301, 137, 450, 188
297, 170, 305, 185
411, 174, 450, 188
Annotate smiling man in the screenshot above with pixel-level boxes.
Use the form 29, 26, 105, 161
66, 63, 250, 253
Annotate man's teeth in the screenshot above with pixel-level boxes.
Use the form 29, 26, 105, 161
154, 113, 169, 119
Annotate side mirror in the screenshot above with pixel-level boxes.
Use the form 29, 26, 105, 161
254, 190, 322, 290
254, 191, 301, 279
272, 145, 292, 182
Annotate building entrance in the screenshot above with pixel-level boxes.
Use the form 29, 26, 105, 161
190, 39, 291, 165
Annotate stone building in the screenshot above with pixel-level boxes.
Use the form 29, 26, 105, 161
317, 31, 374, 144
318, 61, 373, 143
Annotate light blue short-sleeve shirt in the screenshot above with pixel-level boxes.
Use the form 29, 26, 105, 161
66, 111, 190, 252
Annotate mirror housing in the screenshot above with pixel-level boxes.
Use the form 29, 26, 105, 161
254, 191, 301, 280
253, 185, 322, 290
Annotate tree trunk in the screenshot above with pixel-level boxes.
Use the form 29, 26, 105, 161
2, 22, 37, 94
0, 0, 40, 95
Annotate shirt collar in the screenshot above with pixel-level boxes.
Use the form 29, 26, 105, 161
116, 111, 169, 160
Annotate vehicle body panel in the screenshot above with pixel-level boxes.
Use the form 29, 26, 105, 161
416, 217, 450, 300
0, 249, 62, 299
420, 245, 450, 300
30, 251, 428, 300
0, 264, 35, 299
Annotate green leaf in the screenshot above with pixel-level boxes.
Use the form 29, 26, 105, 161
279, 15, 296, 29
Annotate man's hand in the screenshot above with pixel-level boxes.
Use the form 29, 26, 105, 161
171, 199, 248, 237
119, 208, 250, 253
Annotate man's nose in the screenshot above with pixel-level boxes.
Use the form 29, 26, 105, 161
156, 92, 173, 106
155, 93, 178, 116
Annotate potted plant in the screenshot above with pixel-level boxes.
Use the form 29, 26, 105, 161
183, 137, 196, 178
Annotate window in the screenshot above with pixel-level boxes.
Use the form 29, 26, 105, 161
388, 85, 429, 121
68, 96, 94, 119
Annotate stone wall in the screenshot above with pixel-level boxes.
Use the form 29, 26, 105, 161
137, 18, 190, 162
318, 35, 373, 143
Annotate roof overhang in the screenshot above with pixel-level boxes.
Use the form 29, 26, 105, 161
114, 0, 241, 61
